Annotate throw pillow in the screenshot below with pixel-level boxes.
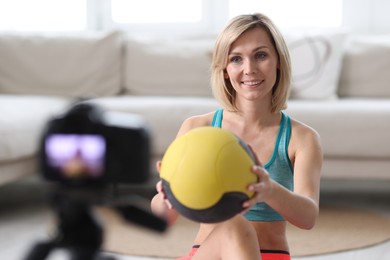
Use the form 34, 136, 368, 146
284, 31, 346, 100
124, 36, 214, 97
0, 31, 122, 97
338, 34, 390, 98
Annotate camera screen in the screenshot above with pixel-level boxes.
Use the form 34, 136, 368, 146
45, 134, 106, 180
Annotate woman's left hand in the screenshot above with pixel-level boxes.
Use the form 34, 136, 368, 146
241, 145, 274, 212
242, 165, 274, 211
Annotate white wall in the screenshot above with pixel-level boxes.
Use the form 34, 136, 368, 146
343, 0, 390, 33
1, 0, 390, 35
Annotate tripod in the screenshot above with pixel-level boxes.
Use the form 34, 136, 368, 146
23, 186, 167, 260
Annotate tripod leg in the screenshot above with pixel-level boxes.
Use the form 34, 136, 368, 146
23, 241, 54, 260
70, 248, 97, 260
70, 248, 117, 260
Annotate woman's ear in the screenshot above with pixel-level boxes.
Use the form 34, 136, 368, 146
223, 70, 229, 79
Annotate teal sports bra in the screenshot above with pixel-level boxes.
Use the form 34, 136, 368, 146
211, 108, 294, 222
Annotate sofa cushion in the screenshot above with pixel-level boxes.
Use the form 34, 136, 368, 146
89, 96, 219, 156
338, 35, 390, 98
284, 31, 346, 100
286, 99, 390, 158
0, 95, 72, 162
123, 36, 215, 97
0, 31, 122, 97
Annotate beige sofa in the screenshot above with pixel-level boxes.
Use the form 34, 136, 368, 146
0, 30, 389, 186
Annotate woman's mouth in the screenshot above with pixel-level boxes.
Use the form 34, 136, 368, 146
241, 80, 263, 87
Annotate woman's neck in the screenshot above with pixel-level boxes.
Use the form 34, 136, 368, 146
233, 97, 277, 128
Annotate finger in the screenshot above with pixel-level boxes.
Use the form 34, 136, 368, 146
240, 206, 251, 215
242, 198, 255, 210
156, 181, 168, 200
242, 189, 265, 209
251, 165, 268, 180
165, 199, 173, 210
156, 180, 163, 192
249, 166, 261, 186
155, 160, 162, 173
246, 167, 261, 193
156, 180, 173, 209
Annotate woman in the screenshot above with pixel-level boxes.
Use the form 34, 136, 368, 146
151, 13, 322, 260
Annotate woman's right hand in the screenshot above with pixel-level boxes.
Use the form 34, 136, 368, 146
155, 178, 173, 210
151, 161, 178, 225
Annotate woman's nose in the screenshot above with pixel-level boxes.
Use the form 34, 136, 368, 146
244, 59, 257, 75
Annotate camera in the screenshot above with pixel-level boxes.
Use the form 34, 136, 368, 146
24, 102, 166, 260
39, 102, 151, 187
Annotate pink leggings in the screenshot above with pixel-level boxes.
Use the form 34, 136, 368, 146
177, 246, 291, 260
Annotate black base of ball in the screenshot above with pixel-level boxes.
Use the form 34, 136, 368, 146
162, 180, 249, 223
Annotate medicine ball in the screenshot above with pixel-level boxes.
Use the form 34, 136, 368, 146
160, 127, 257, 223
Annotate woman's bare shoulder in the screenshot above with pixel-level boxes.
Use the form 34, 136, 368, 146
289, 116, 322, 151
290, 116, 319, 134
177, 111, 216, 137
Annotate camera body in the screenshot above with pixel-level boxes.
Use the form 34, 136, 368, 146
40, 102, 151, 187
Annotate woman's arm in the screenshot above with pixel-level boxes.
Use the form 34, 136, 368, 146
245, 122, 323, 229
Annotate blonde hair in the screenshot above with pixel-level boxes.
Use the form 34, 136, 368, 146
211, 13, 291, 113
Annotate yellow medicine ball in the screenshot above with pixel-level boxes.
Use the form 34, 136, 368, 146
160, 127, 258, 223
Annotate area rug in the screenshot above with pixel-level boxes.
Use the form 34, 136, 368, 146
99, 206, 390, 258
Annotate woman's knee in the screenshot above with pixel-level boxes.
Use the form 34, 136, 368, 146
193, 216, 260, 260
221, 215, 257, 241
219, 215, 260, 259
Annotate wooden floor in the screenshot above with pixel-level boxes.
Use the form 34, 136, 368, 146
1, 177, 389, 260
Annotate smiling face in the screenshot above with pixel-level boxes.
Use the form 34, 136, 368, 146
225, 27, 279, 107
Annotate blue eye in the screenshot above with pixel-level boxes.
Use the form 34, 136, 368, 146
230, 56, 242, 63
255, 52, 267, 59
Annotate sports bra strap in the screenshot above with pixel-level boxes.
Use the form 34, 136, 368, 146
211, 108, 224, 128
